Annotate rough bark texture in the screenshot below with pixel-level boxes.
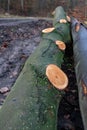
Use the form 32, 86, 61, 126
71, 18, 87, 130
0, 6, 71, 130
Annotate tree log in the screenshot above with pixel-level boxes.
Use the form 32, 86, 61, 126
0, 6, 71, 130
71, 18, 87, 130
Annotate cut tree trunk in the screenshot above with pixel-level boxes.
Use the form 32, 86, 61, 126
71, 18, 87, 130
0, 6, 71, 130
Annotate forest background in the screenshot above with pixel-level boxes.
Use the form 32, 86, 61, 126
0, 0, 87, 21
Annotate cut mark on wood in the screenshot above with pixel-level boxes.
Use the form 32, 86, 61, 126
42, 27, 55, 33
55, 40, 66, 50
46, 64, 68, 90
52, 11, 55, 15
75, 23, 80, 32
81, 73, 87, 95
81, 80, 87, 95
59, 19, 67, 23
66, 16, 71, 22
81, 75, 87, 95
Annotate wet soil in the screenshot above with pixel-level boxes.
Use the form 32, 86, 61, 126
0, 18, 84, 130
0, 18, 52, 104
58, 47, 84, 130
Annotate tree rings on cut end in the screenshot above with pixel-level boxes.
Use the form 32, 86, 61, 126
42, 27, 55, 33
66, 16, 71, 22
55, 40, 66, 50
46, 64, 68, 90
59, 19, 67, 23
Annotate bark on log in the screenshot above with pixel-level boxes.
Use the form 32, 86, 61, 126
71, 18, 87, 130
0, 6, 71, 130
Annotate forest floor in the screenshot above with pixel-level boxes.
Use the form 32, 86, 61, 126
0, 18, 84, 130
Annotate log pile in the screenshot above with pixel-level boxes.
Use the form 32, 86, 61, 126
0, 6, 87, 130
0, 6, 72, 130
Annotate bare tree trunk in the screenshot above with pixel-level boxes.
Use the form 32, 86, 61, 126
20, 0, 24, 10
70, 0, 78, 9
7, 0, 10, 13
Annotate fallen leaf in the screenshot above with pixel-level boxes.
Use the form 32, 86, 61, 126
12, 71, 18, 76
0, 87, 10, 94
2, 42, 8, 48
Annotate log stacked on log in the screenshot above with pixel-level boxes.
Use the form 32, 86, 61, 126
71, 18, 87, 130
0, 6, 87, 130
0, 6, 72, 130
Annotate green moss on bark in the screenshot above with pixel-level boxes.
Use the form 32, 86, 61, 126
0, 6, 72, 130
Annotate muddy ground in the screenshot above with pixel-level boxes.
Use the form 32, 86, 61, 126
0, 18, 84, 130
